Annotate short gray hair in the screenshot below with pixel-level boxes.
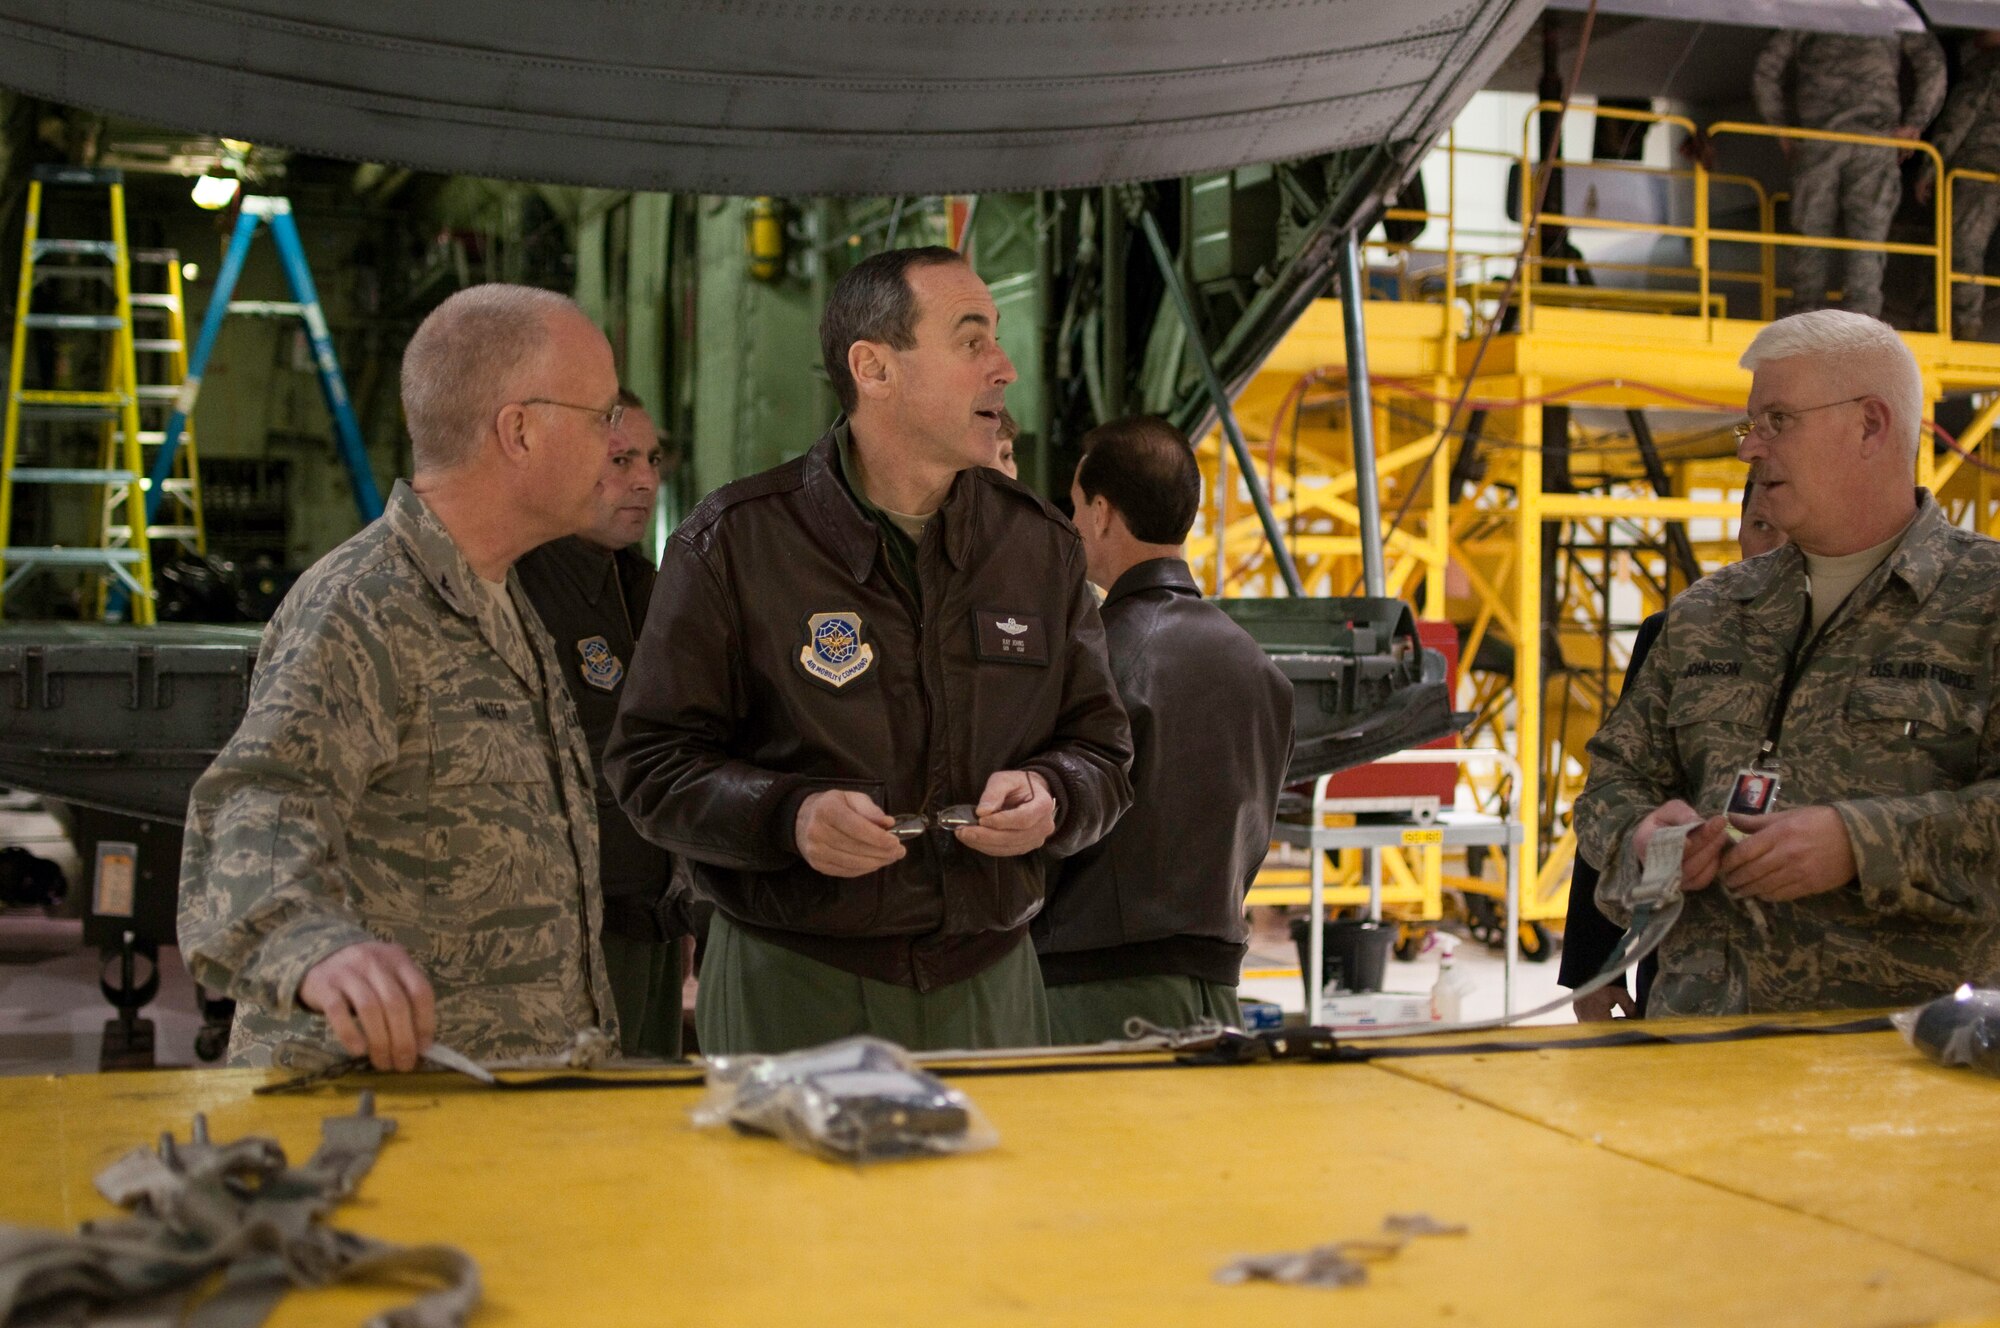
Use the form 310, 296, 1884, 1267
401, 284, 585, 471
1739, 310, 1923, 462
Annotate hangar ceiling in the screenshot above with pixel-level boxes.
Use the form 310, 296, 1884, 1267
0, 0, 1540, 196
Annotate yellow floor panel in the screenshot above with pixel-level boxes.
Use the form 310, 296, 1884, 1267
2, 1021, 1998, 1326
1384, 1020, 2000, 1287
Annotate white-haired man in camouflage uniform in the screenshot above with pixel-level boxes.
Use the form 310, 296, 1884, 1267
1577, 310, 2000, 1016
179, 284, 623, 1070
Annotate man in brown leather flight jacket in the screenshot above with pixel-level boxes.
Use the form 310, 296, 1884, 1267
1034, 417, 1294, 1041
606, 247, 1134, 1054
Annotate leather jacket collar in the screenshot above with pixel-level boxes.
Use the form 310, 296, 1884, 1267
1104, 556, 1201, 607
802, 419, 979, 584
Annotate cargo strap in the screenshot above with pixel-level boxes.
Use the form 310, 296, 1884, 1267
0, 1093, 479, 1328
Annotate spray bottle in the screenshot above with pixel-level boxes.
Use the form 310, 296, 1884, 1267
1430, 934, 1475, 1023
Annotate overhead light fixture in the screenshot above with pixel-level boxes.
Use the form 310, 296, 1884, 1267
180, 262, 200, 282
191, 173, 240, 210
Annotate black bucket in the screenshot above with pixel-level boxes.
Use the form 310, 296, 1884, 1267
1288, 917, 1395, 1005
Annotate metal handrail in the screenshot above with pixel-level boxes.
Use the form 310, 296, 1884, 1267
1946, 167, 2000, 296
1519, 103, 1702, 328
1499, 105, 1954, 336
1703, 121, 1948, 336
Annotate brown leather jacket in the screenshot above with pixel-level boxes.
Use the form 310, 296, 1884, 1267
1034, 558, 1294, 987
605, 424, 1133, 991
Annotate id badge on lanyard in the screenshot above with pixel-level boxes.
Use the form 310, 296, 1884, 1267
1726, 763, 1780, 816
1729, 585, 1855, 833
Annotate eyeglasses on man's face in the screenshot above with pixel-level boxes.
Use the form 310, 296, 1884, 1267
1731, 396, 1867, 444
519, 397, 626, 434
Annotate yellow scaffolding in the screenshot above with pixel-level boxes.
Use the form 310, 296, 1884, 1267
1223, 108, 2000, 948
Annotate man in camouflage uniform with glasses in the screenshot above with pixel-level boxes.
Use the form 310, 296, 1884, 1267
1754, 27, 1944, 319
179, 284, 624, 1070
1576, 311, 2000, 1016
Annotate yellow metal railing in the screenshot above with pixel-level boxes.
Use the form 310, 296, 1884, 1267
1366, 125, 1790, 334
1365, 103, 1973, 338
1706, 120, 1949, 336
1945, 167, 2000, 307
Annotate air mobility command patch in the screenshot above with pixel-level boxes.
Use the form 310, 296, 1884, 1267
797, 611, 875, 690
576, 635, 624, 692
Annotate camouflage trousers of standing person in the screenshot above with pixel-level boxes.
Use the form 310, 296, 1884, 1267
600, 931, 683, 1059
694, 912, 1051, 1055
1951, 175, 2000, 339
1787, 139, 1902, 319
1044, 973, 1242, 1046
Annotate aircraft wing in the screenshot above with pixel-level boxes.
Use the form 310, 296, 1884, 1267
0, 0, 1539, 195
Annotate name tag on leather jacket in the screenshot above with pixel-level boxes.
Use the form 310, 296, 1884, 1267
973, 610, 1048, 665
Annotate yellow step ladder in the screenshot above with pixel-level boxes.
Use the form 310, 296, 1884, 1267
96, 249, 207, 609
0, 165, 156, 623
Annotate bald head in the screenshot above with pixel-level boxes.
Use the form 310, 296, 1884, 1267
401, 284, 590, 472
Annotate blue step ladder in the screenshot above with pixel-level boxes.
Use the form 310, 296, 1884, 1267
115, 195, 384, 615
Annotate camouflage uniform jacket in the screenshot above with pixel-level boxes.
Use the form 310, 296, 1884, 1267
1923, 43, 2000, 184
1576, 490, 2000, 1016
1753, 30, 1945, 136
179, 480, 616, 1066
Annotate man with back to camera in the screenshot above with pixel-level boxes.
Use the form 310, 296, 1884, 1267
1032, 416, 1293, 1041
1575, 310, 2000, 1016
516, 389, 690, 1058
606, 245, 1134, 1054
179, 284, 622, 1069
1564, 480, 1786, 1020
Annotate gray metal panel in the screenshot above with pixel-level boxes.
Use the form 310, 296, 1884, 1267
1547, 0, 1922, 33
1917, 0, 2000, 25
0, 0, 1541, 195
0, 625, 261, 822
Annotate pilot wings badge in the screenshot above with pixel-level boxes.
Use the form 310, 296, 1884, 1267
576, 635, 624, 691
973, 610, 1047, 664
797, 611, 876, 690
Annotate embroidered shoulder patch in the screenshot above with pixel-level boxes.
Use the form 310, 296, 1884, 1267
576, 635, 624, 692
797, 611, 876, 690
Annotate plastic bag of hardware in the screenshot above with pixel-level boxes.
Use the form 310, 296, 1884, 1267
1893, 985, 2000, 1077
694, 1036, 998, 1163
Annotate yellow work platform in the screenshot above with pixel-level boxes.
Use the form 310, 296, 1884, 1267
4, 1016, 1998, 1325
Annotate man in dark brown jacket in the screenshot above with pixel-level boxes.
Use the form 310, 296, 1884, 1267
517, 389, 688, 1058
1034, 417, 1293, 1041
606, 247, 1133, 1053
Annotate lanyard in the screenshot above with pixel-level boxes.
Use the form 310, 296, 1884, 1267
1759, 585, 1859, 763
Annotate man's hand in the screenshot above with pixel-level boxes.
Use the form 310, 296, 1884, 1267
1631, 800, 1730, 893
795, 789, 906, 877
1573, 985, 1638, 1022
1915, 173, 1936, 207
297, 941, 436, 1072
1721, 805, 1856, 902
1891, 123, 1921, 161
955, 770, 1057, 857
